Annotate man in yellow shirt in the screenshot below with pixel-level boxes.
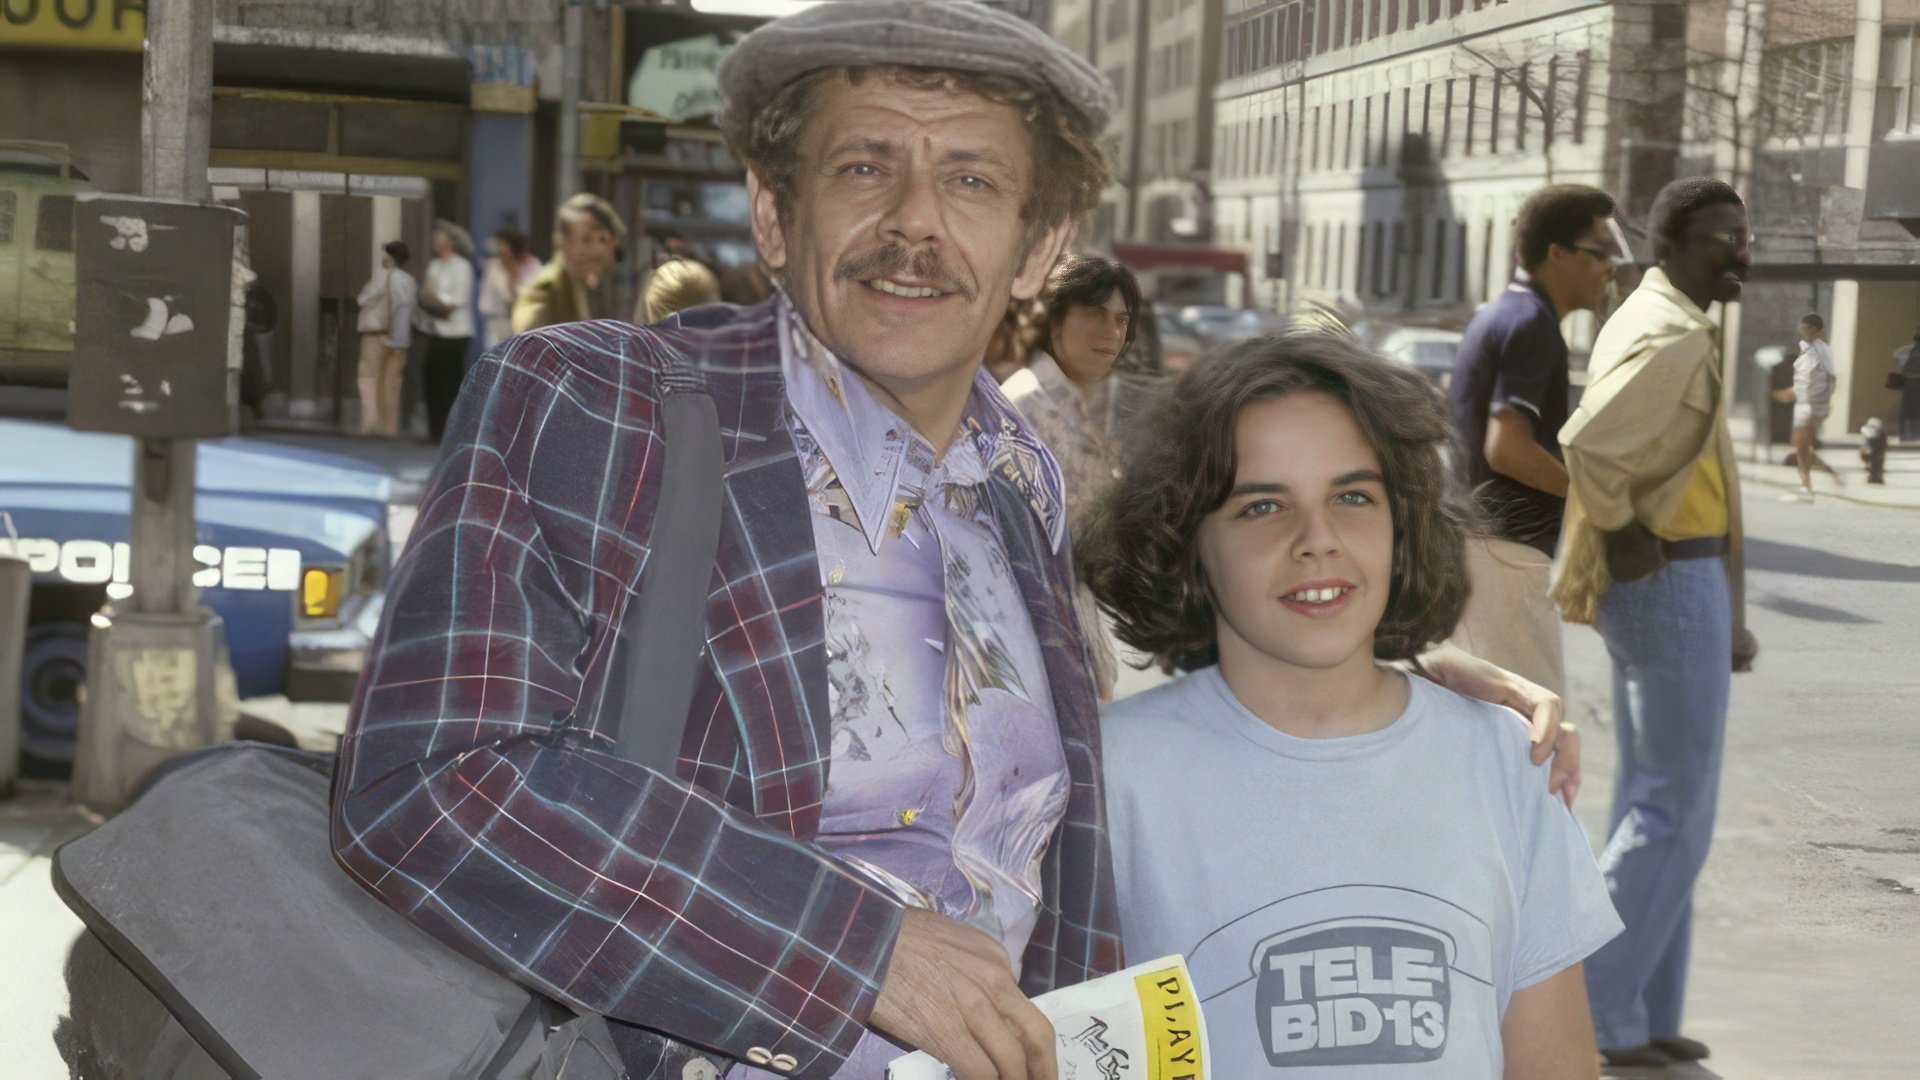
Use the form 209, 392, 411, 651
1554, 177, 1759, 1069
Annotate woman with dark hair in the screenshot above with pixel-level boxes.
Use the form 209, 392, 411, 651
1084, 333, 1617, 1078
1003, 251, 1143, 698
477, 227, 540, 351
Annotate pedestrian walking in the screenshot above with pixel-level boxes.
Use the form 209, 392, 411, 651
1086, 335, 1618, 1077
1771, 313, 1843, 501
476, 227, 539, 351
635, 255, 720, 324
330, 4, 1572, 1076
417, 222, 475, 443
353, 240, 415, 437
511, 192, 625, 332
1447, 184, 1620, 698
1898, 329, 1920, 441
1555, 177, 1759, 1070
1003, 252, 1141, 699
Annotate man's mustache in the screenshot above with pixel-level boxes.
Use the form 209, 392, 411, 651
834, 245, 975, 302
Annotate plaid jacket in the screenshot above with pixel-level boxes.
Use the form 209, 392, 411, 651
331, 299, 1122, 1077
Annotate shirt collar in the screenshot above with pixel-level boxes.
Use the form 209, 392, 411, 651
1638, 267, 1715, 331
777, 291, 1067, 555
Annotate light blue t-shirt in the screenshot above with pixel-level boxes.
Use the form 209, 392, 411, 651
1102, 668, 1620, 1077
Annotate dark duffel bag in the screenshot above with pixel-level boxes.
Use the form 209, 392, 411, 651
52, 362, 731, 1080
53, 743, 632, 1080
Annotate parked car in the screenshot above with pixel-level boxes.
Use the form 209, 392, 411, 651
1172, 304, 1288, 346
0, 418, 400, 776
1372, 327, 1464, 388
0, 141, 84, 386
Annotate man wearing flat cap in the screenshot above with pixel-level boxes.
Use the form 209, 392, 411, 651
334, 3, 1569, 1076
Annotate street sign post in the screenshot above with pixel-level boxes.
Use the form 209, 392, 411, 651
68, 196, 243, 439
69, 0, 238, 811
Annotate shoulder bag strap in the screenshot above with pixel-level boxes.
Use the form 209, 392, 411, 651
611, 357, 724, 776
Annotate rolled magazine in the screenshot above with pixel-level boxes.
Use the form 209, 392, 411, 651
887, 955, 1210, 1079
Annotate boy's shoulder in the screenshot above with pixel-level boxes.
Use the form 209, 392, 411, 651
1415, 679, 1535, 749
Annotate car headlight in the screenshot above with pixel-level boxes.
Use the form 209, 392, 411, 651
302, 564, 346, 619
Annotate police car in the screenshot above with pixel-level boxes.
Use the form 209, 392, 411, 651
1, 418, 399, 776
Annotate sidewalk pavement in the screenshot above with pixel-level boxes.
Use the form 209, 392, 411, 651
0, 782, 96, 1078
1730, 417, 1920, 511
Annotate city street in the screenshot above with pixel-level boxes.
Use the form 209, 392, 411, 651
1570, 492, 1920, 1079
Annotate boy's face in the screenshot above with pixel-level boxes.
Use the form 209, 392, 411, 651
1196, 392, 1396, 675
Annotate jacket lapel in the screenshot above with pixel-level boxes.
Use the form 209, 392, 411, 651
701, 341, 832, 838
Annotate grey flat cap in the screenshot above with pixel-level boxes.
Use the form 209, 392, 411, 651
718, 0, 1116, 135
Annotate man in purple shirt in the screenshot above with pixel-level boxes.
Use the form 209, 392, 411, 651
334, 4, 1578, 1077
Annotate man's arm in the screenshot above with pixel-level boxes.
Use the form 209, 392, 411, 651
332, 338, 903, 1075
1412, 643, 1579, 804
1484, 407, 1569, 497
1502, 965, 1600, 1079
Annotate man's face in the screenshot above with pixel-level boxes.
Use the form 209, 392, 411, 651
1799, 322, 1820, 344
750, 75, 1065, 410
1196, 392, 1395, 677
1052, 291, 1131, 384
558, 213, 618, 284
1671, 202, 1752, 306
1559, 216, 1620, 314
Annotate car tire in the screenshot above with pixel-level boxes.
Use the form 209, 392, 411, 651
21, 620, 88, 779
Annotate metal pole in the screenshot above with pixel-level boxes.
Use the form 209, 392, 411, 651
556, 2, 584, 205
72, 0, 235, 810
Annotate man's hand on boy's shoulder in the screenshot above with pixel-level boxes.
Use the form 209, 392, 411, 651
1411, 643, 1581, 807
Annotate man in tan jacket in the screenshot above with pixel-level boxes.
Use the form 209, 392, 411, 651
1554, 177, 1759, 1070
511, 193, 626, 333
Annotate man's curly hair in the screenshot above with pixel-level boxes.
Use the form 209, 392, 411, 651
1076, 332, 1472, 672
722, 64, 1109, 254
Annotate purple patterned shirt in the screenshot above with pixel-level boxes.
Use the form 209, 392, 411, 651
733, 298, 1072, 1078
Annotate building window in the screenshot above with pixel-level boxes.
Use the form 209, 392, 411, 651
1454, 220, 1469, 301
1363, 96, 1376, 167
1544, 56, 1558, 150
1336, 222, 1348, 291
0, 191, 14, 245
1380, 92, 1392, 164
1388, 220, 1404, 294
1344, 99, 1356, 169
1370, 222, 1386, 295
1430, 218, 1448, 299
1516, 62, 1530, 151
1489, 70, 1503, 154
1309, 106, 1322, 172
35, 195, 74, 254
1369, 0, 1382, 41
1442, 78, 1455, 156
1465, 74, 1478, 156
1574, 50, 1591, 144
1480, 218, 1495, 300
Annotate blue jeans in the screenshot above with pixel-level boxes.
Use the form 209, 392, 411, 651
1583, 556, 1732, 1050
